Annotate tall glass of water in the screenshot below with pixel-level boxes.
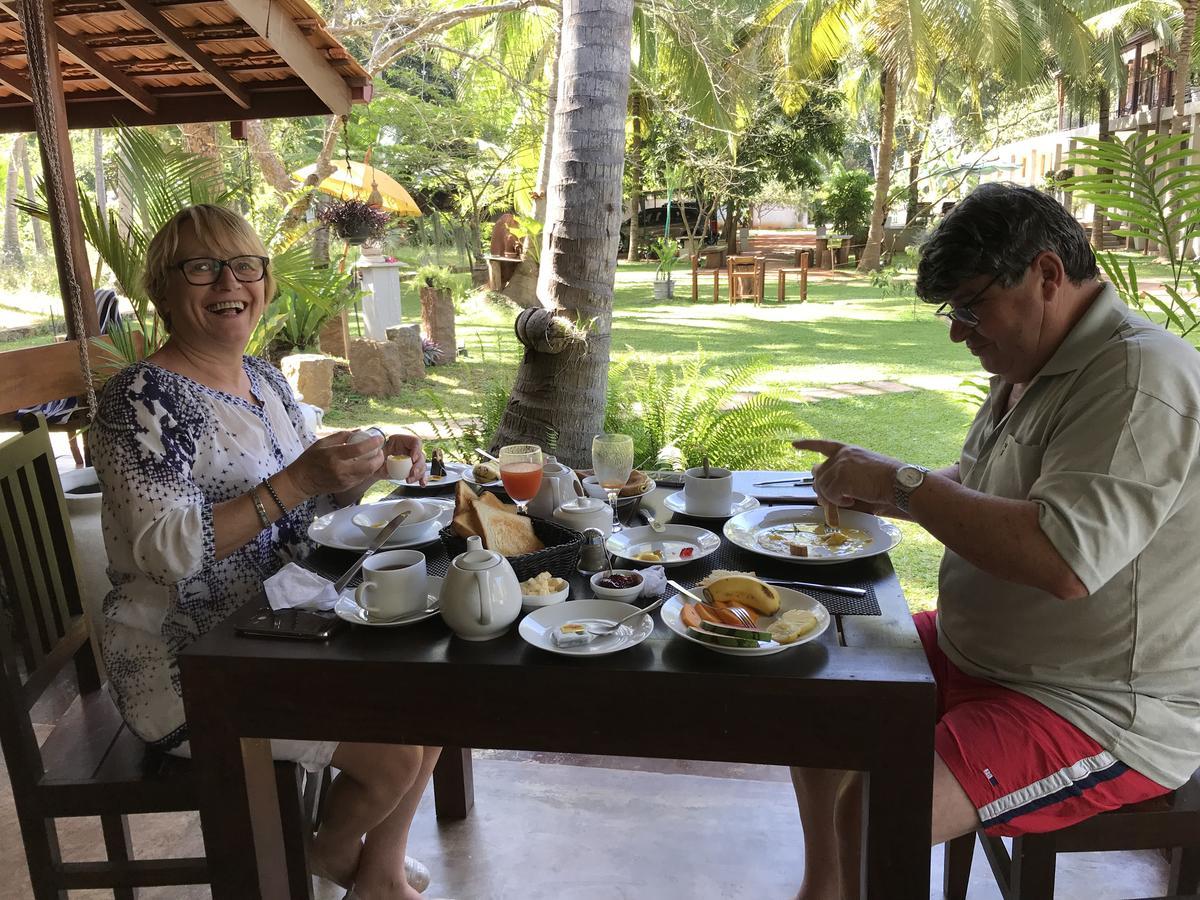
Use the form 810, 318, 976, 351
592, 434, 634, 533
499, 444, 543, 516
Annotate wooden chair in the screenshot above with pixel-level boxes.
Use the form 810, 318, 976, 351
776, 253, 810, 304
727, 255, 765, 306
0, 414, 321, 899
690, 254, 722, 303
944, 769, 1200, 899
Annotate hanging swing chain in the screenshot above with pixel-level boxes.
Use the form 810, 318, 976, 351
340, 115, 353, 201
17, 0, 98, 422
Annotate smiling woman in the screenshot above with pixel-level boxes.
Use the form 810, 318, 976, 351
87, 205, 441, 896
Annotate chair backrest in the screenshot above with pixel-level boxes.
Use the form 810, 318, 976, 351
0, 414, 98, 778
728, 255, 757, 271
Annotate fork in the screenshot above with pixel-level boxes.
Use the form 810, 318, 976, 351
668, 580, 757, 630
586, 596, 666, 635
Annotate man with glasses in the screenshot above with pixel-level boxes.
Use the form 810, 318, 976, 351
790, 183, 1200, 899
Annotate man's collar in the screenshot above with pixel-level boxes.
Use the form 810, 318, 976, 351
1034, 282, 1126, 378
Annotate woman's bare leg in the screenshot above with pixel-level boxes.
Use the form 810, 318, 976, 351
309, 742, 426, 890
351, 746, 441, 900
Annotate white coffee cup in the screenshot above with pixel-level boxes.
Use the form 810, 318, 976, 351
354, 549, 428, 620
683, 466, 733, 517
386, 454, 413, 480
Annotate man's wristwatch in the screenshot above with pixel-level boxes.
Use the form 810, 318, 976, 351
893, 464, 930, 512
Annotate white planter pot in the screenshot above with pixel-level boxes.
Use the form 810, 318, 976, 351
653, 278, 675, 300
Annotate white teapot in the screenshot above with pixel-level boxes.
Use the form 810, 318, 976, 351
527, 455, 583, 519
439, 536, 522, 641
552, 496, 613, 537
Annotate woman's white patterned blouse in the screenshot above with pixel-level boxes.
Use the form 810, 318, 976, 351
91, 356, 330, 750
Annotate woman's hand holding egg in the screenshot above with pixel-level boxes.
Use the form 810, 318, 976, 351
382, 433, 428, 485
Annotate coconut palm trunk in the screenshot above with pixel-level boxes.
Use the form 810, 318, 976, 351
1091, 85, 1111, 249
492, 0, 635, 465
503, 22, 561, 308
3, 137, 22, 266
626, 90, 644, 262
1172, 0, 1197, 138
858, 66, 897, 272
18, 136, 44, 255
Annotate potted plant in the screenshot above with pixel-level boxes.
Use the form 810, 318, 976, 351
317, 199, 393, 246
651, 237, 680, 300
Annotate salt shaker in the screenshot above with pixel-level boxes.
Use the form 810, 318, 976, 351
577, 527, 609, 574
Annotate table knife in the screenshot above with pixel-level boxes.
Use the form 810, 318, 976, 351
753, 478, 815, 487
761, 578, 868, 597
333, 509, 412, 593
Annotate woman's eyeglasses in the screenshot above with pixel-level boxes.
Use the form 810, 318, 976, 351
934, 272, 1001, 328
176, 256, 269, 286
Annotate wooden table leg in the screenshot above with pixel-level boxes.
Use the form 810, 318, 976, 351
433, 747, 475, 820
777, 269, 785, 303
859, 707, 934, 898
190, 730, 288, 899
801, 258, 808, 302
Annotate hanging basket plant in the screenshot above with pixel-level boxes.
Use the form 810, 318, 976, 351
317, 199, 393, 246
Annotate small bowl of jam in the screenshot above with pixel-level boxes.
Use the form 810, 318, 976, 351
590, 569, 644, 602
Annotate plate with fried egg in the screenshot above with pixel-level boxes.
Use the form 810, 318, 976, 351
723, 506, 901, 565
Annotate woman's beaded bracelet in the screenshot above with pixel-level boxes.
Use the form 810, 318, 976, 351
250, 488, 271, 529
262, 478, 287, 515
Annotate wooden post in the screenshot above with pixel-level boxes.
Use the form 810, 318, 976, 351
801, 251, 809, 303
16, 0, 98, 339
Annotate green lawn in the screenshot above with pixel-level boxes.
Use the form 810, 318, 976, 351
326, 263, 989, 610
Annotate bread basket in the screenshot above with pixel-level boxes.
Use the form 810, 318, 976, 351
439, 517, 584, 582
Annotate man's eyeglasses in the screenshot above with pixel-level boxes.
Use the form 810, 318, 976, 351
176, 256, 269, 286
934, 272, 1001, 328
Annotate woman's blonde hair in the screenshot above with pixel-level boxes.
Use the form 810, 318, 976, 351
143, 204, 275, 330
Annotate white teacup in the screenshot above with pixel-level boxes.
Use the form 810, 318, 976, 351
683, 466, 733, 517
387, 454, 413, 480
355, 549, 429, 620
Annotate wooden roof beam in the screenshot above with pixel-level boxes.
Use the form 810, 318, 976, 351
0, 1, 157, 112
220, 0, 349, 114
114, 0, 251, 108
0, 59, 32, 98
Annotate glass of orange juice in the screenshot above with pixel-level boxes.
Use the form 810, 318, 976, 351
498, 444, 544, 516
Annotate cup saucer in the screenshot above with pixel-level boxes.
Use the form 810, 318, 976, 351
663, 490, 759, 519
334, 577, 443, 627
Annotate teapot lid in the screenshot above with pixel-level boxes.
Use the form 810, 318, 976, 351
543, 455, 566, 471
457, 535, 500, 570
557, 496, 604, 514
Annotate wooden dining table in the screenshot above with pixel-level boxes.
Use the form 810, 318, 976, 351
179, 471, 936, 899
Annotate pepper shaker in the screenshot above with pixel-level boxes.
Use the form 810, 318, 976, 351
577, 527, 608, 574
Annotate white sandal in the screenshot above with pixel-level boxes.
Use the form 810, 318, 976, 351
405, 856, 431, 893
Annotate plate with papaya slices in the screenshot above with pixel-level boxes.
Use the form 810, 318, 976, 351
660, 575, 830, 656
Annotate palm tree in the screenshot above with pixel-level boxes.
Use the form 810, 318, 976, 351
491, 0, 636, 463
747, 0, 1093, 270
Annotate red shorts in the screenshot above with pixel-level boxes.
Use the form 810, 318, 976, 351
916, 610, 1170, 837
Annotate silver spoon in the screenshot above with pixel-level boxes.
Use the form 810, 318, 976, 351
586, 596, 666, 635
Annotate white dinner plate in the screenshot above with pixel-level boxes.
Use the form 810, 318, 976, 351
605, 524, 721, 568
333, 577, 443, 627
519, 599, 655, 656
390, 462, 466, 489
663, 490, 760, 519
723, 506, 901, 565
308, 499, 452, 552
660, 585, 830, 656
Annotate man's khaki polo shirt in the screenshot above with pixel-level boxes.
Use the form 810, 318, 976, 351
938, 283, 1200, 787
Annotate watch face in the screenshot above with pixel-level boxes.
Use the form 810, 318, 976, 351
898, 466, 925, 489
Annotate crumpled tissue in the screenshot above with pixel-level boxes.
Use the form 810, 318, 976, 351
638, 564, 667, 598
264, 562, 339, 611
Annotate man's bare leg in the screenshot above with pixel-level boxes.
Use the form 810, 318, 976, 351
793, 756, 980, 900
791, 767, 854, 900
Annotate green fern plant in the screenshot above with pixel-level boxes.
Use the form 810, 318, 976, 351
419, 379, 512, 462
1065, 133, 1200, 336
605, 352, 808, 470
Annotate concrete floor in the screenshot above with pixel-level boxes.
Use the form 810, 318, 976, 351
0, 737, 1172, 900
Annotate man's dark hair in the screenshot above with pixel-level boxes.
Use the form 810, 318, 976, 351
915, 183, 1099, 303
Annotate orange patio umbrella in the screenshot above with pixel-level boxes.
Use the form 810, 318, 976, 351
291, 159, 422, 216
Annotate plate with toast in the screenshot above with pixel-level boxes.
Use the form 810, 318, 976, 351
309, 499, 453, 551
